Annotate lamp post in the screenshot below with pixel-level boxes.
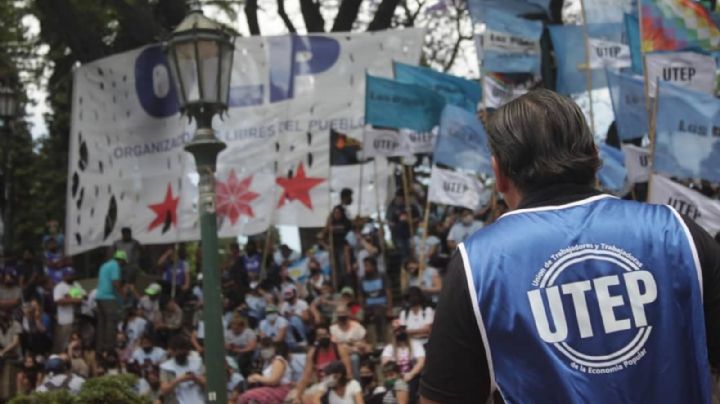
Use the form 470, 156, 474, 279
163, 9, 235, 403
0, 85, 18, 254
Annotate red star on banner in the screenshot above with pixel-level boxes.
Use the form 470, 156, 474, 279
147, 184, 180, 232
216, 169, 259, 225
276, 162, 325, 210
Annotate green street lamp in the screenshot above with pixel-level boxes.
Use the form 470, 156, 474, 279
163, 9, 234, 403
0, 84, 18, 254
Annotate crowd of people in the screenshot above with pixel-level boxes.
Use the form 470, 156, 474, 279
0, 185, 508, 404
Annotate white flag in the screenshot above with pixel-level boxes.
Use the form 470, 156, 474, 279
648, 174, 720, 236
645, 51, 717, 97
621, 144, 650, 184
587, 38, 631, 69
330, 158, 391, 218
482, 75, 527, 109
428, 165, 485, 210
363, 128, 412, 157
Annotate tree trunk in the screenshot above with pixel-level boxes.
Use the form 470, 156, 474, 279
299, 0, 326, 32
245, 0, 261, 35
332, 0, 363, 31
367, 0, 401, 31
277, 0, 298, 33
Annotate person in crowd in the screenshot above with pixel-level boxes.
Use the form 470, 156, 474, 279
274, 244, 301, 267
280, 285, 310, 344
328, 205, 353, 286
310, 281, 338, 326
306, 258, 328, 302
411, 224, 441, 267
398, 287, 433, 345
385, 190, 420, 260
400, 258, 441, 305
67, 335, 91, 378
242, 281, 269, 329
0, 267, 22, 317
42, 238, 70, 286
159, 335, 205, 404
330, 305, 369, 379
120, 305, 149, 348
17, 248, 41, 301
113, 227, 143, 284
16, 353, 43, 395
0, 308, 21, 400
222, 242, 248, 295
158, 245, 190, 296
379, 361, 409, 404
96, 249, 126, 351
226, 356, 246, 402
347, 223, 383, 283
381, 322, 424, 400
139, 364, 162, 402
138, 282, 162, 323
359, 257, 392, 344
337, 287, 363, 322
53, 267, 84, 353
338, 188, 354, 219
36, 354, 85, 394
154, 297, 183, 346
259, 304, 294, 348
358, 361, 384, 404
130, 333, 167, 366
303, 360, 363, 404
445, 208, 483, 251
42, 220, 65, 253
20, 298, 52, 355
241, 241, 262, 281
224, 315, 257, 376
295, 325, 352, 402
238, 338, 293, 403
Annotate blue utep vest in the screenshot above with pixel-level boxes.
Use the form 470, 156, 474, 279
460, 195, 711, 403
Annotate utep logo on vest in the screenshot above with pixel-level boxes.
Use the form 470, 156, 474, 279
135, 37, 341, 117
527, 244, 657, 374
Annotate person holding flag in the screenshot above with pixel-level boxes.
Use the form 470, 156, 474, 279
420, 89, 720, 403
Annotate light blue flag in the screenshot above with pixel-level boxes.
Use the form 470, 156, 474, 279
483, 7, 544, 73
598, 143, 627, 193
365, 75, 446, 132
624, 13, 644, 75
548, 23, 622, 94
434, 105, 493, 175
606, 70, 648, 140
467, 0, 548, 23
654, 82, 720, 183
394, 62, 481, 112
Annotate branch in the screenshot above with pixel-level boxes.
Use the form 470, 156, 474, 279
299, 0, 325, 32
332, 0, 364, 32
367, 0, 402, 31
277, 0, 297, 33
441, 10, 470, 71
245, 0, 261, 35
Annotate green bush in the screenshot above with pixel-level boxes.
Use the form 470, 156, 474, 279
9, 374, 152, 404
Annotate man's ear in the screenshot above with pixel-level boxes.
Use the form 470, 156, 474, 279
492, 156, 509, 194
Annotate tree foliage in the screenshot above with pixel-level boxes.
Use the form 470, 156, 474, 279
9, 374, 150, 404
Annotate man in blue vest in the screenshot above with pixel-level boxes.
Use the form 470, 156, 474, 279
420, 89, 720, 403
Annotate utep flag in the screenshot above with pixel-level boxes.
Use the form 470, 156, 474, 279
640, 0, 720, 52
482, 7, 543, 73
598, 143, 627, 193
330, 158, 391, 217
394, 62, 481, 112
588, 38, 632, 69
653, 82, 720, 183
622, 144, 651, 183
66, 29, 424, 255
365, 75, 446, 132
363, 127, 437, 158
606, 70, 649, 140
646, 51, 717, 96
434, 105, 493, 175
648, 174, 720, 236
482, 75, 527, 109
625, 13, 644, 74
428, 165, 486, 210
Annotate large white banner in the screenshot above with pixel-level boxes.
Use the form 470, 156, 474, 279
428, 165, 485, 210
622, 144, 650, 184
645, 51, 717, 97
330, 158, 392, 218
67, 30, 424, 255
648, 174, 720, 236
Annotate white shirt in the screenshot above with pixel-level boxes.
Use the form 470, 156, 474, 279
280, 299, 309, 318
227, 372, 244, 393
381, 340, 426, 361
399, 307, 434, 344
81, 289, 96, 317
53, 281, 79, 325
224, 328, 256, 349
329, 379, 362, 404
121, 316, 148, 346
160, 354, 205, 404
330, 321, 367, 344
447, 220, 484, 243
36, 373, 85, 393
274, 250, 301, 266
262, 356, 291, 385
131, 346, 167, 365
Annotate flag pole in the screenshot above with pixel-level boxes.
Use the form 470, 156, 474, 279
418, 183, 432, 272
327, 158, 340, 289
357, 129, 367, 219
401, 163, 416, 256
579, 0, 596, 135
373, 158, 389, 273
645, 81, 660, 202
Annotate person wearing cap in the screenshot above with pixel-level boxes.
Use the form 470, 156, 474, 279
259, 304, 293, 347
330, 304, 369, 381
379, 361, 409, 404
280, 285, 310, 343
52, 267, 84, 353
36, 354, 85, 394
138, 282, 162, 321
95, 249, 127, 351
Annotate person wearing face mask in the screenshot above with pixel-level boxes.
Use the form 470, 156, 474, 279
224, 315, 257, 376
446, 208, 483, 251
379, 361, 409, 404
294, 325, 352, 404
130, 333, 167, 366
358, 361, 384, 404
401, 259, 441, 305
330, 305, 369, 380
238, 338, 292, 403
159, 335, 205, 404
280, 285, 310, 345
381, 321, 425, 402
259, 305, 294, 347
398, 287, 434, 345
304, 360, 364, 404
359, 257, 392, 344
305, 258, 328, 301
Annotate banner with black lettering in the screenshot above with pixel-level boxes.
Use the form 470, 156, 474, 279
621, 144, 650, 184
427, 165, 485, 210
330, 158, 391, 217
362, 127, 436, 158
648, 174, 720, 236
645, 51, 716, 97
588, 38, 631, 69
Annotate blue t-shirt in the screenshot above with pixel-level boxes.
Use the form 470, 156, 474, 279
96, 259, 121, 300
